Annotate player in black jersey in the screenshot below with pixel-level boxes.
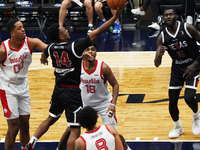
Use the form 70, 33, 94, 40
24, 2, 127, 150
155, 7, 200, 139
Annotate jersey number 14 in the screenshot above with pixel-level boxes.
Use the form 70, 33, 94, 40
53, 51, 72, 67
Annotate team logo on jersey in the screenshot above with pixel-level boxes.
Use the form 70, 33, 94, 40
9, 54, 27, 64
81, 78, 100, 84
168, 41, 187, 50
94, 74, 99, 76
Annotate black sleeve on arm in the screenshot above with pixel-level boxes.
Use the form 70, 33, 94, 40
73, 35, 92, 57
43, 45, 49, 57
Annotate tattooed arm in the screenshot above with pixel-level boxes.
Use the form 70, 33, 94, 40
75, 138, 86, 150
0, 43, 5, 64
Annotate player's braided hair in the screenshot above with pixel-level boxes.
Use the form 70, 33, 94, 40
47, 23, 60, 43
78, 106, 98, 130
6, 19, 19, 33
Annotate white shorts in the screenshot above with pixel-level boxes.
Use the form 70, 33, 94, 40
0, 78, 31, 119
97, 106, 118, 129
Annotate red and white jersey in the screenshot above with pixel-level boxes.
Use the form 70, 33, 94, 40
80, 125, 115, 150
0, 37, 32, 84
80, 60, 112, 111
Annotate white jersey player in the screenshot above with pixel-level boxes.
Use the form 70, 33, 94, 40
75, 106, 124, 150
80, 125, 115, 150
80, 44, 119, 129
0, 19, 47, 150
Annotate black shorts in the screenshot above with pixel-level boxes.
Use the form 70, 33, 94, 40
71, 0, 84, 7
169, 64, 200, 90
49, 84, 83, 127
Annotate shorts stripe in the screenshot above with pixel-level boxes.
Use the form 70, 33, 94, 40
168, 86, 182, 90
0, 90, 11, 118
185, 85, 197, 90
49, 112, 62, 118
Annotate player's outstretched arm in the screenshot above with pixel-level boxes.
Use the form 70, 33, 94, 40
28, 37, 48, 52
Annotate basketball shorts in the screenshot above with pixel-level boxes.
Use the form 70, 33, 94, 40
49, 84, 83, 127
169, 64, 200, 90
0, 78, 31, 119
97, 106, 118, 129
71, 0, 84, 7
83, 101, 118, 129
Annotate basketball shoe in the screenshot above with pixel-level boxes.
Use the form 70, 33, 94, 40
112, 21, 121, 34
192, 110, 200, 135
131, 8, 145, 16
87, 25, 94, 34
168, 127, 184, 138
97, 19, 106, 28
148, 22, 160, 30
24, 142, 33, 150
168, 120, 184, 138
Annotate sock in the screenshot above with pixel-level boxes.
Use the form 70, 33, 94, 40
127, 145, 132, 150
30, 136, 38, 148
88, 24, 93, 27
194, 110, 199, 115
174, 119, 182, 128
102, 18, 106, 22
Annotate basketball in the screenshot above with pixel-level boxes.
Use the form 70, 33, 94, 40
107, 0, 126, 10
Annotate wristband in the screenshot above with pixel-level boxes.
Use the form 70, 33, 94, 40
110, 104, 116, 107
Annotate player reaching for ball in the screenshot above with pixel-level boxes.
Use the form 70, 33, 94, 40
57, 43, 132, 150
24, 2, 128, 150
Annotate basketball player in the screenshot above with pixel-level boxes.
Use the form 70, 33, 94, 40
0, 19, 48, 150
75, 106, 124, 150
57, 43, 132, 150
24, 3, 127, 150
154, 7, 200, 139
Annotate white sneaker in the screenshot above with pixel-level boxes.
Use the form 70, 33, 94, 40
186, 16, 193, 25
131, 8, 145, 16
168, 127, 184, 138
148, 22, 160, 30
193, 111, 200, 135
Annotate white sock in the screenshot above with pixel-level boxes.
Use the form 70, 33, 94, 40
30, 136, 38, 148
174, 119, 182, 128
115, 21, 119, 24
194, 110, 199, 115
88, 24, 93, 27
127, 145, 132, 150
102, 18, 106, 22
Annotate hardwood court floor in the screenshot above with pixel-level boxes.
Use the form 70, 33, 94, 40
0, 52, 200, 143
